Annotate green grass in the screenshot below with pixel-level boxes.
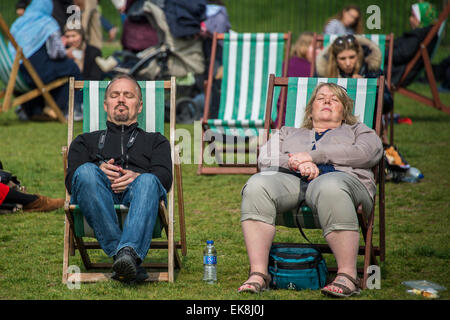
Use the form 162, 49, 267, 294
0, 77, 449, 300
0, 0, 449, 301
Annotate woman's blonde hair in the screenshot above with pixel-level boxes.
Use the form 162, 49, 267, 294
326, 35, 364, 77
290, 32, 314, 59
301, 82, 358, 129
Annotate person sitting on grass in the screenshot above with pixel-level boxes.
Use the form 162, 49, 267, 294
238, 82, 383, 297
390, 1, 439, 87
64, 24, 104, 81
65, 74, 172, 284
9, 0, 83, 121
0, 182, 64, 213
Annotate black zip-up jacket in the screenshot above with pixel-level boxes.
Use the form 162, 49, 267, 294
66, 121, 172, 194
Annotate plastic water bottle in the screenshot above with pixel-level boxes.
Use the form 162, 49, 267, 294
203, 240, 217, 284
400, 167, 424, 183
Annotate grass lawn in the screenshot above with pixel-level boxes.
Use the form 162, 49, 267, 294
0, 0, 449, 301
0, 77, 449, 300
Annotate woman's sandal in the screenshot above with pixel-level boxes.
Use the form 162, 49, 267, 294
237, 272, 271, 293
320, 272, 361, 298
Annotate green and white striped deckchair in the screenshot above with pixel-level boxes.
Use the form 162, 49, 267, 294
0, 13, 67, 121
265, 75, 386, 287
62, 77, 186, 284
208, 32, 288, 136
284, 77, 378, 131
0, 32, 30, 93
199, 32, 291, 175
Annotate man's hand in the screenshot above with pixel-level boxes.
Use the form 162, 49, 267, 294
99, 158, 122, 183
110, 168, 141, 193
288, 152, 313, 171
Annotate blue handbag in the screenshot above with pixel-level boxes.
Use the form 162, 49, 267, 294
269, 243, 328, 290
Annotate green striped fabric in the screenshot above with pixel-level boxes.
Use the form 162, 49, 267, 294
74, 80, 167, 238
208, 32, 286, 136
0, 32, 31, 92
277, 77, 378, 229
82, 80, 165, 134
285, 77, 377, 129
323, 34, 387, 71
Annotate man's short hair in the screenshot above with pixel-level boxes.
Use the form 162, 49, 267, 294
104, 74, 142, 102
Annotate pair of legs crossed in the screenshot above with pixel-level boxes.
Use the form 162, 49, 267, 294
240, 171, 373, 291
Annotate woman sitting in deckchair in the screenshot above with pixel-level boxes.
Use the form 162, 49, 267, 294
238, 82, 383, 297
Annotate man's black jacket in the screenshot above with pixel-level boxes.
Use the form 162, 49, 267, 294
66, 121, 172, 194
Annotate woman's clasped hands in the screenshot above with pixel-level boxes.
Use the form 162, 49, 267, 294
288, 152, 320, 180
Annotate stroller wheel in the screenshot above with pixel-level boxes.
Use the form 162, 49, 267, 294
176, 97, 197, 124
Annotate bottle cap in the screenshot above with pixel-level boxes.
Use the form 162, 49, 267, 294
207, 240, 214, 244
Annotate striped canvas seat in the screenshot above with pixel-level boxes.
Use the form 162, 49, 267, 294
71, 80, 166, 238
212, 32, 287, 136
323, 34, 388, 70
0, 32, 30, 92
198, 32, 291, 175
81, 80, 165, 133
274, 77, 378, 229
206, 119, 265, 136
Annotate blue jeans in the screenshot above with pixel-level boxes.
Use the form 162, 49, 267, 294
70, 163, 167, 261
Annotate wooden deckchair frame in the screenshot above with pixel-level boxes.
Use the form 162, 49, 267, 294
392, 3, 450, 115
0, 13, 67, 123
262, 74, 386, 289
310, 33, 396, 145
61, 77, 187, 284
198, 32, 291, 175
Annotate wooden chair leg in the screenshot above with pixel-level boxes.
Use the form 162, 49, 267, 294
174, 150, 187, 256
21, 58, 66, 123
421, 45, 443, 110
62, 214, 71, 284
3, 48, 22, 112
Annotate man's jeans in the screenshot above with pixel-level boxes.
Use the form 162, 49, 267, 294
70, 163, 167, 261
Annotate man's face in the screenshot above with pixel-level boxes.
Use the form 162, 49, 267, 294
104, 78, 142, 125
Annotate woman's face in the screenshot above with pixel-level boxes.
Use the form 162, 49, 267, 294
65, 30, 83, 49
342, 8, 359, 27
306, 44, 315, 63
311, 85, 344, 126
336, 49, 358, 75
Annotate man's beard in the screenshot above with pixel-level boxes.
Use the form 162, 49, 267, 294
113, 103, 130, 122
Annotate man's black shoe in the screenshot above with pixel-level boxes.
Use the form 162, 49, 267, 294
135, 265, 149, 283
112, 246, 139, 283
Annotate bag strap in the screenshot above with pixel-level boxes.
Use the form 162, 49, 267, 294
295, 212, 313, 244
295, 209, 323, 254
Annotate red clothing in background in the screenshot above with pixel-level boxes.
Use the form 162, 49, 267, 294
0, 183, 10, 205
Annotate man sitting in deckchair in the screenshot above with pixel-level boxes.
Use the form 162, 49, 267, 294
65, 74, 172, 284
